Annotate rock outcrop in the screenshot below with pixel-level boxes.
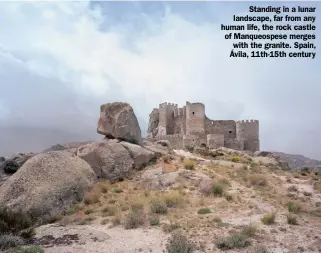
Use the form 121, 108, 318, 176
0, 152, 35, 174
77, 139, 134, 181
141, 167, 211, 190
97, 102, 142, 145
147, 108, 159, 138
0, 151, 96, 219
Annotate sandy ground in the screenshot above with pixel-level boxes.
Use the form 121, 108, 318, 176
35, 224, 169, 253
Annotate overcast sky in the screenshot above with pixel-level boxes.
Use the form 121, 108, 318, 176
0, 1, 320, 159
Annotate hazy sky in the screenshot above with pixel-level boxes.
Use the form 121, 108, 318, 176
0, 1, 320, 159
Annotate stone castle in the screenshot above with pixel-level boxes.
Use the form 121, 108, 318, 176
147, 101, 260, 152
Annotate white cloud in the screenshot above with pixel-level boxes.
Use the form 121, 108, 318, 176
0, 1, 320, 158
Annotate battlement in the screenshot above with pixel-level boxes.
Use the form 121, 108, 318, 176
236, 119, 259, 123
173, 107, 186, 117
186, 101, 205, 106
159, 102, 178, 110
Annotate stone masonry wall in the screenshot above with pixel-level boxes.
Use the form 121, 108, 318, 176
157, 134, 184, 149
207, 134, 224, 149
205, 119, 236, 139
224, 138, 244, 150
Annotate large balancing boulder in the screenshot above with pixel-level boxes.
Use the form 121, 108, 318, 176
97, 102, 142, 145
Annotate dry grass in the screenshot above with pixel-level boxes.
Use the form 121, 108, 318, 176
261, 213, 276, 225
183, 160, 195, 170
123, 209, 146, 229
247, 174, 268, 187
83, 192, 100, 205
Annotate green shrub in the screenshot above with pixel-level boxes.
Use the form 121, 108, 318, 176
149, 214, 160, 226
211, 181, 225, 196
183, 160, 195, 170
287, 202, 302, 213
166, 230, 195, 253
0, 207, 34, 238
287, 215, 298, 225
185, 146, 194, 152
0, 235, 24, 250
261, 213, 275, 225
197, 208, 212, 214
215, 234, 251, 250
123, 210, 145, 229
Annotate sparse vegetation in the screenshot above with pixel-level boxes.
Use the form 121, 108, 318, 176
0, 234, 23, 250
123, 210, 145, 229
197, 208, 212, 214
287, 215, 298, 225
11, 246, 45, 253
211, 181, 225, 196
0, 207, 34, 238
163, 192, 184, 208
241, 223, 258, 237
261, 213, 275, 225
166, 230, 195, 253
231, 156, 241, 162
251, 245, 270, 253
150, 199, 168, 214
215, 234, 251, 250
83, 193, 100, 205
247, 174, 267, 187
149, 213, 160, 226
183, 160, 195, 170
287, 202, 302, 213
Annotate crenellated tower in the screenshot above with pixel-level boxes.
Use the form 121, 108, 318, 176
185, 102, 205, 135
236, 120, 260, 152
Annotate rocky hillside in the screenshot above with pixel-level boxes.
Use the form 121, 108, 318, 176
272, 152, 321, 171
0, 102, 320, 253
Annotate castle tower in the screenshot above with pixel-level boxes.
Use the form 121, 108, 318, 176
185, 102, 205, 136
157, 102, 178, 136
236, 120, 260, 152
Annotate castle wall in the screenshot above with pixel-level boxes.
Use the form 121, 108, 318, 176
224, 138, 244, 150
157, 134, 184, 149
207, 134, 224, 149
183, 134, 207, 148
186, 102, 205, 135
205, 119, 236, 139
173, 115, 186, 135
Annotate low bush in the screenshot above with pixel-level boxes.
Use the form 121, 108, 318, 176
166, 230, 195, 253
287, 215, 298, 225
215, 234, 251, 250
0, 235, 24, 250
123, 210, 145, 229
287, 202, 302, 213
183, 160, 195, 170
0, 207, 34, 238
150, 199, 168, 214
